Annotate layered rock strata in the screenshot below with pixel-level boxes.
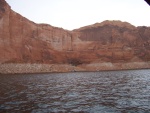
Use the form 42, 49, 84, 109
0, 0, 150, 74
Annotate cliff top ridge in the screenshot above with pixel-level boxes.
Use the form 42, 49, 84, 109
74, 20, 136, 31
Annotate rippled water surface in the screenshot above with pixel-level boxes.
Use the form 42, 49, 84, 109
0, 70, 150, 113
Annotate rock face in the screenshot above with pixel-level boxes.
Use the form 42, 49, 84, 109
0, 0, 150, 67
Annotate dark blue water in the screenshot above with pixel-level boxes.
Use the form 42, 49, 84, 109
0, 70, 150, 113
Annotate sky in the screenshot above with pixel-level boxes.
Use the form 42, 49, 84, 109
5, 0, 150, 30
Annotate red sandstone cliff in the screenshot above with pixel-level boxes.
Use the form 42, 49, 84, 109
0, 0, 150, 67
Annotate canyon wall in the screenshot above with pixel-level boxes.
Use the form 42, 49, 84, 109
0, 0, 150, 73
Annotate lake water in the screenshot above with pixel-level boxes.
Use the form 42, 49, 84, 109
0, 70, 150, 113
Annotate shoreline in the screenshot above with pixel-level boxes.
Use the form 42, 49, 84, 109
1, 68, 150, 76
0, 62, 150, 74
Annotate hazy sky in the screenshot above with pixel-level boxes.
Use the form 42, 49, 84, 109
6, 0, 150, 30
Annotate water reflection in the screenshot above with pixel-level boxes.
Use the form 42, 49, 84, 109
0, 70, 150, 113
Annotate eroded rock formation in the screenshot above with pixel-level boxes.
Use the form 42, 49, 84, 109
0, 0, 150, 68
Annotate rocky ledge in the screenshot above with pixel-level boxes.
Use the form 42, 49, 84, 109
0, 62, 150, 74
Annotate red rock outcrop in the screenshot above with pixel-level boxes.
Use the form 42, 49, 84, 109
0, 0, 150, 67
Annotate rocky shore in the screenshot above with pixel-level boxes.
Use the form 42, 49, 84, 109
0, 62, 150, 74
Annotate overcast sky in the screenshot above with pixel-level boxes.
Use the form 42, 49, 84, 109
6, 0, 150, 30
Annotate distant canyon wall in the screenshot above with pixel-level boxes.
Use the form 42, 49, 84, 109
0, 0, 150, 66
